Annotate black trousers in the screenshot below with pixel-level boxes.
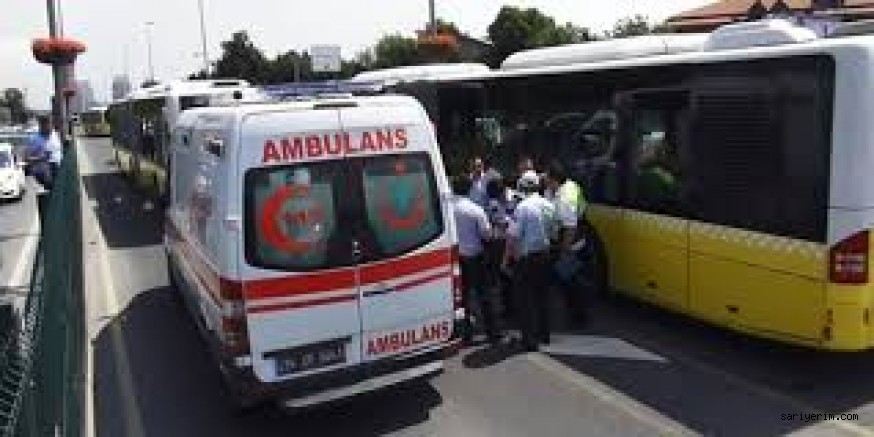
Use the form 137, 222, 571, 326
515, 251, 551, 347
460, 254, 498, 341
484, 239, 514, 327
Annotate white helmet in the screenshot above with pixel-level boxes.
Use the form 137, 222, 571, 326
517, 170, 540, 192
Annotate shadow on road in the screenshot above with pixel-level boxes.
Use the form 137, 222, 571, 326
549, 295, 874, 435
94, 286, 443, 437
81, 173, 162, 249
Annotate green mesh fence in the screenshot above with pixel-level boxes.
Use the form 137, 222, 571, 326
0, 148, 85, 437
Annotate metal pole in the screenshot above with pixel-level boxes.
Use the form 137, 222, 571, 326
429, 0, 436, 33
145, 21, 155, 82
197, 0, 210, 75
46, 0, 68, 143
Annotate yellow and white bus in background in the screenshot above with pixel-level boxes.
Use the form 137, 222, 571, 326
78, 106, 111, 137
428, 19, 874, 351
108, 79, 254, 199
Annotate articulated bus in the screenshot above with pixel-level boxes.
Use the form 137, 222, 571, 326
78, 106, 111, 136
401, 20, 874, 351
108, 79, 253, 199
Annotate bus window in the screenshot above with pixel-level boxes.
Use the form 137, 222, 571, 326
626, 90, 691, 217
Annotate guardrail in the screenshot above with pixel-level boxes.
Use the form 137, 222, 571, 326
0, 148, 85, 436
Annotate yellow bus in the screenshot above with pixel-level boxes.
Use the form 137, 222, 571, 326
79, 106, 111, 136
428, 20, 874, 351
108, 79, 253, 200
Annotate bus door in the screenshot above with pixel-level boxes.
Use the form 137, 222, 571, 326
436, 82, 487, 174
616, 88, 692, 311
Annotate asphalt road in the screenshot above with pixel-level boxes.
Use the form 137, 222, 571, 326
0, 165, 40, 311
78, 136, 874, 437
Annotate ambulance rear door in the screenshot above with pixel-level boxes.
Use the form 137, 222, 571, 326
239, 107, 363, 383
338, 103, 455, 362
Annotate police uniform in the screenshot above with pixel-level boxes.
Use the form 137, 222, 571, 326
508, 172, 555, 350
453, 194, 499, 343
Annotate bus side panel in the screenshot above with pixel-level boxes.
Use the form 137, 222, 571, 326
689, 222, 826, 342
621, 210, 689, 312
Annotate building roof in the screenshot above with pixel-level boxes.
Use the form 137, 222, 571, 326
666, 0, 874, 31
669, 0, 874, 22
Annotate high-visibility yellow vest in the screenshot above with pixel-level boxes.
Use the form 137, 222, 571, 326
558, 180, 587, 217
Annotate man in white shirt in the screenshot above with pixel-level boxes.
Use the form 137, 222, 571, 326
504, 171, 555, 351
468, 156, 489, 208
26, 115, 64, 189
453, 174, 501, 345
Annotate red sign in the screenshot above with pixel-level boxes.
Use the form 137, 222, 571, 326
366, 320, 450, 356
262, 128, 409, 164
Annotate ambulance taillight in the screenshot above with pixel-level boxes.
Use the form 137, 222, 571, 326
219, 278, 250, 357
450, 245, 464, 320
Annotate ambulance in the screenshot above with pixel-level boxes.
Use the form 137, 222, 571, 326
164, 94, 462, 408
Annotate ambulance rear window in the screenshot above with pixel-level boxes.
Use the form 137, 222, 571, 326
244, 152, 444, 271
362, 155, 441, 257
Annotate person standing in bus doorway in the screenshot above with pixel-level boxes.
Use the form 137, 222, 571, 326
544, 161, 590, 325
452, 174, 501, 346
26, 115, 64, 190
485, 175, 518, 330
504, 171, 555, 351
468, 156, 490, 209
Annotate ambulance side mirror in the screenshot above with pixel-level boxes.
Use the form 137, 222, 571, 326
205, 138, 224, 157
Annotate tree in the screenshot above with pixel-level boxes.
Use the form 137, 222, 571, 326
372, 34, 420, 69
212, 31, 270, 84
607, 15, 668, 39
1, 89, 27, 124
487, 6, 594, 66
268, 50, 312, 83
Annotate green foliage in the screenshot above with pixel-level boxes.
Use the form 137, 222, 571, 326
212, 31, 270, 83
607, 15, 668, 39
487, 6, 594, 66
372, 34, 421, 69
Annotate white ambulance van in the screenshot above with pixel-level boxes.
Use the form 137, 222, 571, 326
165, 95, 462, 408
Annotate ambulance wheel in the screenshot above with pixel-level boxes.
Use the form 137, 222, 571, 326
166, 252, 186, 307
219, 371, 262, 415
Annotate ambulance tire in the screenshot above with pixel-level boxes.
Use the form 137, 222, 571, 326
219, 372, 262, 415
165, 252, 184, 305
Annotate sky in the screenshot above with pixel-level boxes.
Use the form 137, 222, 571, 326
1, 0, 711, 110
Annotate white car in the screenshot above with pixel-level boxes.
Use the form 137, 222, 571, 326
0, 143, 25, 201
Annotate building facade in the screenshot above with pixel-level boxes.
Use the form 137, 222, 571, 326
111, 75, 132, 101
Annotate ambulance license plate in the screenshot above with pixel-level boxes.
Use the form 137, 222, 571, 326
272, 338, 347, 376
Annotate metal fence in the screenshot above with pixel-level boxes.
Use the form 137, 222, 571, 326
0, 149, 85, 437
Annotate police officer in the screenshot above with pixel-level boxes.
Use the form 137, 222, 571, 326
504, 171, 555, 351
485, 175, 519, 328
452, 174, 501, 345
544, 161, 589, 324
